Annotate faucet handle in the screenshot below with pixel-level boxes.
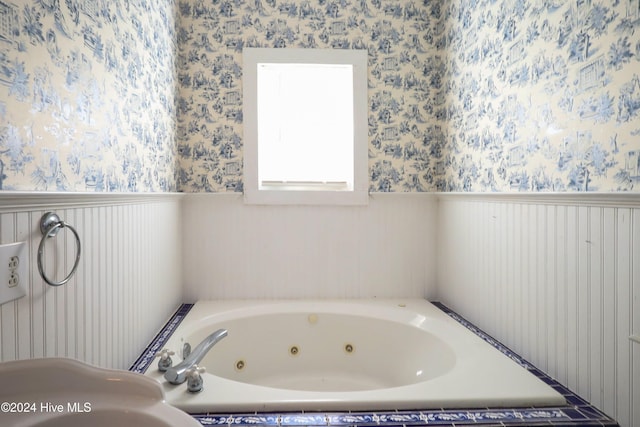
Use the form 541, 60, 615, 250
186, 365, 206, 393
155, 348, 175, 372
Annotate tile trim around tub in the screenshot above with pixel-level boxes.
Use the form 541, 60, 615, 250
129, 303, 194, 374
130, 301, 618, 427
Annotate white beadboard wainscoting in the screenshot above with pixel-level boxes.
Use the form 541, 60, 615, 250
0, 193, 183, 369
182, 193, 438, 300
436, 193, 639, 427
2, 190, 638, 427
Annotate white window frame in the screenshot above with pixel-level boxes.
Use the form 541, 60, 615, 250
243, 48, 368, 205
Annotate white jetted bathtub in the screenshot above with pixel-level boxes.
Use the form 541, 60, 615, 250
145, 299, 566, 412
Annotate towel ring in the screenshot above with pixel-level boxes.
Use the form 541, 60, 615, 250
37, 212, 82, 287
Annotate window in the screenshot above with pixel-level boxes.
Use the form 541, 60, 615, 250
243, 48, 368, 205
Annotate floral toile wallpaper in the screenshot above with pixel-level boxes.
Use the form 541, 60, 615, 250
0, 0, 178, 191
1, 0, 639, 192
177, 0, 640, 193
441, 0, 640, 191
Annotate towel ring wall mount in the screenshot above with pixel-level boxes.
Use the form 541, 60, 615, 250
37, 212, 81, 287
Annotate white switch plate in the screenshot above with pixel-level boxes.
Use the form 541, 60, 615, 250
0, 242, 28, 305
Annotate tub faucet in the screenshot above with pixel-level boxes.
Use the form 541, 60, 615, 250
164, 329, 228, 385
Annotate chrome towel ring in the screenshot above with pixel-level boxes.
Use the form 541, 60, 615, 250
37, 212, 81, 287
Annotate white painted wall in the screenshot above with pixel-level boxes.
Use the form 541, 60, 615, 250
0, 194, 183, 370
182, 193, 438, 300
436, 194, 640, 427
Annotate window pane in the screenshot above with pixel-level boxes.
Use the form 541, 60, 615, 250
242, 47, 368, 205
257, 63, 353, 186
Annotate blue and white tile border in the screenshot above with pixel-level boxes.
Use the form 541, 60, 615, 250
129, 303, 194, 374
131, 302, 618, 426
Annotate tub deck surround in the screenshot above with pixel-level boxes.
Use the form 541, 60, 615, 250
131, 300, 618, 426
139, 299, 564, 412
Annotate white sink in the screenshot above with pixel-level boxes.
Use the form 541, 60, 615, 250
0, 358, 201, 427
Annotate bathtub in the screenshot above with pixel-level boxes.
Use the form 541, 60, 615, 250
144, 299, 566, 412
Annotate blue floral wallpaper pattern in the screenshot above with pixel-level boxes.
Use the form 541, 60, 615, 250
1, 0, 639, 192
441, 0, 640, 192
0, 0, 178, 191
176, 0, 640, 192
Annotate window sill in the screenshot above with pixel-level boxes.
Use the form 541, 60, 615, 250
243, 189, 369, 206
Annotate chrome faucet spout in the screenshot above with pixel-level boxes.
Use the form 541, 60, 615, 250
164, 328, 228, 385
